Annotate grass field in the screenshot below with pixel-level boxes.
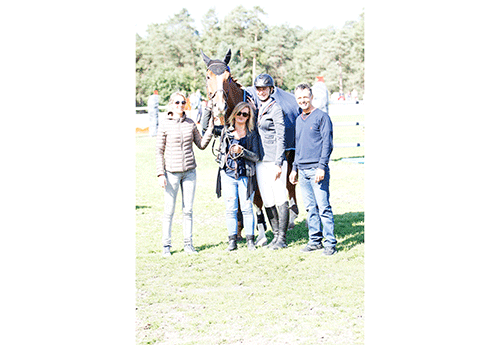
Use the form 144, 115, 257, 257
136, 117, 364, 344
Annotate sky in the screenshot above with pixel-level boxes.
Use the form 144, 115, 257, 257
135, 0, 365, 37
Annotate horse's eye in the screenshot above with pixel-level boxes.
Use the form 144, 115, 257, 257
206, 75, 210, 80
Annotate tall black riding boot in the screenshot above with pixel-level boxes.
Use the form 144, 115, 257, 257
226, 235, 237, 251
272, 201, 289, 250
264, 206, 279, 249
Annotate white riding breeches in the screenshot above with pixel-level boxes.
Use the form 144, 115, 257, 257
256, 160, 288, 208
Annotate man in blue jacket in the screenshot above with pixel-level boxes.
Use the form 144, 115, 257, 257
289, 83, 338, 255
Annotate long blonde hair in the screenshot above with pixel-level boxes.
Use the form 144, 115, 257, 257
228, 102, 255, 132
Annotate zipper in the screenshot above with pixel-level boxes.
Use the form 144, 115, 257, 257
179, 120, 185, 171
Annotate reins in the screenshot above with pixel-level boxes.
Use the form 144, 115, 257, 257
213, 126, 245, 173
205, 61, 248, 172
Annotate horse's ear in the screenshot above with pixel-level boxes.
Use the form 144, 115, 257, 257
224, 49, 231, 65
200, 49, 211, 66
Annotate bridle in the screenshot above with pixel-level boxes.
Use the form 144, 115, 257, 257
206, 61, 232, 102
204, 58, 251, 171
207, 84, 229, 103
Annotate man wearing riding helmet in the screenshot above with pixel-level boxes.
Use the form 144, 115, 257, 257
252, 73, 289, 250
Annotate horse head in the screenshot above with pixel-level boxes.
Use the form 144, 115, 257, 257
201, 49, 232, 121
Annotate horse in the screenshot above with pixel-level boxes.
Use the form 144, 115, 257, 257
201, 49, 248, 125
200, 49, 299, 245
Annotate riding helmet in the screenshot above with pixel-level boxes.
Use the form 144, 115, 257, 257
254, 74, 275, 90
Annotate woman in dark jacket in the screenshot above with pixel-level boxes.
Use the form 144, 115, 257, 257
253, 74, 289, 250
216, 102, 260, 251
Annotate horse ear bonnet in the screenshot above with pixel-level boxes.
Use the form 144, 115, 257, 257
207, 61, 230, 75
201, 49, 232, 75
201, 49, 211, 66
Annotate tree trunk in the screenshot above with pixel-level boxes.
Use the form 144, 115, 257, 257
252, 32, 257, 83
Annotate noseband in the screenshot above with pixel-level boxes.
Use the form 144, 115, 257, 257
207, 84, 229, 102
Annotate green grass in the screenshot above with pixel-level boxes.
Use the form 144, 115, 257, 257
136, 120, 364, 345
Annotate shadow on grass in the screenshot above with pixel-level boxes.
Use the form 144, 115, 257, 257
334, 212, 364, 252
149, 241, 226, 255
332, 155, 365, 162
284, 211, 364, 252
136, 205, 151, 209
196, 241, 226, 252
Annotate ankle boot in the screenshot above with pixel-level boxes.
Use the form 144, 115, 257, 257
272, 201, 289, 250
226, 235, 237, 251
264, 206, 279, 248
246, 235, 256, 251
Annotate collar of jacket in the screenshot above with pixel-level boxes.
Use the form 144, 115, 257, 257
167, 113, 187, 123
258, 99, 276, 123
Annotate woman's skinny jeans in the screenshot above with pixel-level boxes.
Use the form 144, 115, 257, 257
220, 170, 255, 237
162, 169, 196, 247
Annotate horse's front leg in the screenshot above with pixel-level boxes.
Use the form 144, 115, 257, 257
236, 203, 244, 242
253, 188, 268, 246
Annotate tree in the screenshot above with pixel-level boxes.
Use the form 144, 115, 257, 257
346, 11, 365, 98
219, 6, 267, 86
200, 8, 222, 56
260, 24, 299, 91
136, 8, 365, 103
136, 9, 203, 104
291, 27, 339, 90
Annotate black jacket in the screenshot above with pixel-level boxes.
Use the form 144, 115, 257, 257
215, 127, 260, 199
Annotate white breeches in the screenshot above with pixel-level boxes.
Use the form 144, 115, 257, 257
256, 160, 288, 208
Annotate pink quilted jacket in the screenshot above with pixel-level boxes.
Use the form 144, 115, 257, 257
156, 114, 213, 175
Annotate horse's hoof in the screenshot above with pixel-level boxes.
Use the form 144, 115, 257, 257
256, 236, 267, 247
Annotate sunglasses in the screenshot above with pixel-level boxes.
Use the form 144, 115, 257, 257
237, 111, 249, 117
174, 100, 186, 105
